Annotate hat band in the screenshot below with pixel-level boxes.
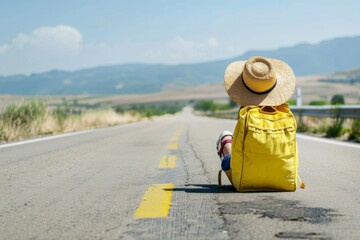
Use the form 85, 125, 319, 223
242, 77, 277, 95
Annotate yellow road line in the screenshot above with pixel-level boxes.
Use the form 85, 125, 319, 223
170, 127, 185, 140
167, 143, 179, 150
171, 135, 180, 141
134, 183, 173, 218
159, 155, 178, 168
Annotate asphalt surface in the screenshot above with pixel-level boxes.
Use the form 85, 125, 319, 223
1, 107, 360, 240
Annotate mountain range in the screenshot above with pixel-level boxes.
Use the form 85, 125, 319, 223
0, 35, 360, 95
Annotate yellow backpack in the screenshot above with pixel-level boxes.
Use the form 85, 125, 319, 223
219, 103, 305, 191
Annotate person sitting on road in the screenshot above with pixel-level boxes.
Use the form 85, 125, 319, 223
216, 56, 296, 177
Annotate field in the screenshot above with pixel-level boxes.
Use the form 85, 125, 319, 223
0, 74, 359, 113
296, 74, 360, 104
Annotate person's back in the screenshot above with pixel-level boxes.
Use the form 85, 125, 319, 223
216, 56, 304, 191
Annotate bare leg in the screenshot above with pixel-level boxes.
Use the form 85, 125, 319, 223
220, 135, 232, 158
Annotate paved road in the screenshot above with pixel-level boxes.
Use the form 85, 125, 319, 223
1, 107, 360, 240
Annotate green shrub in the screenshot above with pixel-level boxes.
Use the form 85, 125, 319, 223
114, 105, 125, 113
52, 108, 69, 130
194, 99, 236, 112
309, 100, 327, 106
348, 119, 360, 142
1, 100, 47, 126
115, 102, 184, 117
194, 100, 217, 112
287, 99, 297, 106
325, 108, 344, 137
296, 122, 308, 133
0, 128, 4, 140
0, 100, 47, 140
228, 99, 238, 108
296, 115, 308, 133
331, 94, 345, 105
326, 121, 344, 137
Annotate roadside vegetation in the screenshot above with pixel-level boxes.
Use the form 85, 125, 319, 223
0, 100, 184, 142
193, 99, 237, 112
295, 94, 359, 141
195, 95, 360, 143
0, 100, 48, 142
295, 116, 359, 141
114, 102, 185, 118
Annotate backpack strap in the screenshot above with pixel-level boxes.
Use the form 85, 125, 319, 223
297, 175, 306, 189
218, 170, 225, 188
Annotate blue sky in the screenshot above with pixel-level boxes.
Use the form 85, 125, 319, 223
0, 0, 359, 75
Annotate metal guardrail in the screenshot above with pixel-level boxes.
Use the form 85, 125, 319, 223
291, 105, 360, 118
211, 105, 360, 119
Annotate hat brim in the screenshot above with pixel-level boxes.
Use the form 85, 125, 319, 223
224, 58, 295, 106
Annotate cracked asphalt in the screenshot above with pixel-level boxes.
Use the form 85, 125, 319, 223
1, 107, 360, 239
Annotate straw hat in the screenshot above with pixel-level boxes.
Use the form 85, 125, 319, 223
224, 56, 295, 106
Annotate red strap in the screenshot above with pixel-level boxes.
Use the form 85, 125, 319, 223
218, 139, 232, 157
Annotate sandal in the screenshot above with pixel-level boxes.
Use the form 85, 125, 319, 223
216, 131, 233, 160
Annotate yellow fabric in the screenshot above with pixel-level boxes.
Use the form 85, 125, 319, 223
230, 103, 298, 192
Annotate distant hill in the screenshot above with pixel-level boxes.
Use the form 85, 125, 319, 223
233, 36, 360, 76
319, 66, 360, 85
0, 35, 360, 95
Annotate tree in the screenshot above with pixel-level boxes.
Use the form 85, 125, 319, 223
330, 94, 345, 105
194, 100, 217, 112
228, 99, 238, 108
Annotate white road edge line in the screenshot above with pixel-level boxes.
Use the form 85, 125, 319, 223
0, 130, 95, 149
297, 133, 360, 149
0, 122, 141, 149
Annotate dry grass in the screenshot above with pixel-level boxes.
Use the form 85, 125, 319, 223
47, 109, 142, 133
0, 103, 142, 142
297, 116, 355, 139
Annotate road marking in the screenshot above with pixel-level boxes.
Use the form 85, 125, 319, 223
171, 135, 180, 141
134, 183, 173, 218
159, 155, 178, 168
171, 130, 183, 141
297, 134, 360, 149
0, 130, 93, 149
167, 143, 179, 150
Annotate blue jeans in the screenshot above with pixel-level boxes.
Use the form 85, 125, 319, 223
221, 154, 231, 171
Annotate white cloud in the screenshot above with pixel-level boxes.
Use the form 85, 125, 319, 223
1, 25, 82, 56
0, 25, 83, 75
0, 26, 228, 75
29, 25, 82, 55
